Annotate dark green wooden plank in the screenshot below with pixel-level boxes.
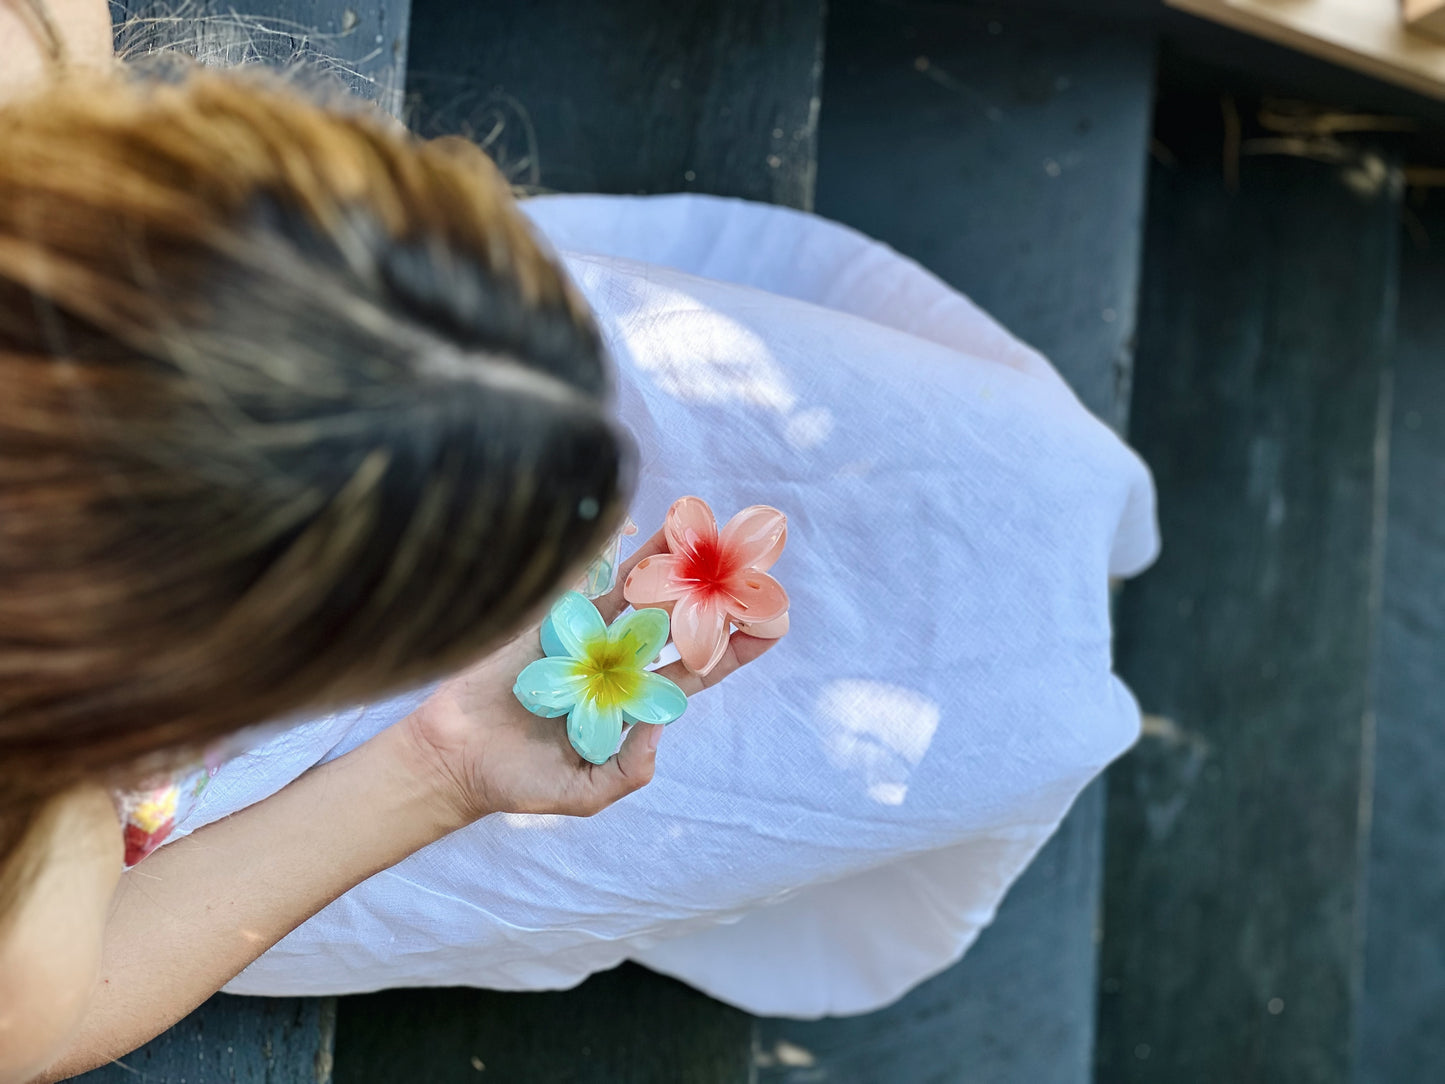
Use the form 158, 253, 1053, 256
115, 0, 411, 115
72, 994, 336, 1084
325, 5, 825, 1083
1357, 201, 1445, 1084
1097, 88, 1399, 1083
813, 0, 1156, 427
403, 0, 825, 208
748, 5, 1154, 1083
333, 964, 753, 1084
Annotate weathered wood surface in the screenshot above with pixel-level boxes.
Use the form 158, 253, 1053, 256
341, 4, 1155, 1082
1357, 199, 1445, 1084
81, 0, 822, 1080
753, 4, 1155, 1082
404, 0, 825, 209
1166, 0, 1445, 102
813, 0, 1156, 428
71, 995, 336, 1084
114, 1, 411, 114
333, 964, 753, 1084
1097, 89, 1399, 1083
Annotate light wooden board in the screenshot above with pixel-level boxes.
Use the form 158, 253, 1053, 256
1169, 0, 1445, 99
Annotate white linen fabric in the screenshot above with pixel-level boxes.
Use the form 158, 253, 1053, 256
169, 194, 1159, 1017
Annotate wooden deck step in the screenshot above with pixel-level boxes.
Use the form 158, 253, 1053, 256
115, 0, 412, 114
403, 0, 824, 209
72, 2, 410, 1082
332, 1, 825, 1079
1097, 84, 1400, 1083
751, 4, 1155, 1082
72, 995, 336, 1084
1357, 197, 1445, 1084
334, 964, 753, 1083
77, 2, 1159, 1082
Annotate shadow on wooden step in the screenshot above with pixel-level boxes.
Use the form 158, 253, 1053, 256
70, 995, 336, 1084
333, 964, 752, 1084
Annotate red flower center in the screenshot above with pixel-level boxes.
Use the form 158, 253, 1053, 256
678, 535, 738, 600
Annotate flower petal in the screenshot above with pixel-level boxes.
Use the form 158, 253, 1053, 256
579, 527, 627, 598
539, 615, 568, 658
664, 496, 718, 561
622, 553, 689, 606
735, 611, 790, 639
567, 696, 625, 765
719, 505, 787, 572
671, 593, 730, 675
547, 590, 606, 658
621, 670, 689, 725
721, 570, 789, 624
608, 607, 671, 667
513, 657, 585, 718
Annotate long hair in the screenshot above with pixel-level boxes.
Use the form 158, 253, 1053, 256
0, 44, 632, 915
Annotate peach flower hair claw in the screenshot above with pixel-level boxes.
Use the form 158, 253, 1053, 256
623, 497, 789, 676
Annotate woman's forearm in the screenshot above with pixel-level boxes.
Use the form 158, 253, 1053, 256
0, 788, 120, 1084
36, 721, 470, 1082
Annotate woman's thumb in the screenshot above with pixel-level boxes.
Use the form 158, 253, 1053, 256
604, 722, 663, 798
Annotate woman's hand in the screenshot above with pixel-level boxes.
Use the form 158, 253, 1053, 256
400, 527, 779, 826
38, 527, 779, 1081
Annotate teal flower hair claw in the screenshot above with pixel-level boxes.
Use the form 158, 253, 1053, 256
516, 591, 688, 765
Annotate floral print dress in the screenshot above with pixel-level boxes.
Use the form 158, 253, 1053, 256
116, 762, 218, 868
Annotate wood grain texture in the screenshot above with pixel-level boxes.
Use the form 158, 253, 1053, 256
1167, 0, 1445, 100
114, 1, 411, 114
325, 4, 824, 1080
1098, 88, 1399, 1084
755, 4, 1156, 1082
812, 0, 1155, 428
70, 995, 337, 1084
1356, 199, 1445, 1084
404, 0, 824, 209
332, 965, 753, 1084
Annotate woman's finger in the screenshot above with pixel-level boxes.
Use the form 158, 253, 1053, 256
593, 527, 669, 623
654, 630, 779, 697
578, 720, 662, 813
574, 631, 778, 811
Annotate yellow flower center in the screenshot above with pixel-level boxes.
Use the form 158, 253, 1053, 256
576, 638, 645, 711
131, 789, 178, 833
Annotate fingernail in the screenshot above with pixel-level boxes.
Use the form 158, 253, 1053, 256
647, 725, 664, 751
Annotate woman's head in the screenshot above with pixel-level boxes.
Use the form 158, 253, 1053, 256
0, 62, 632, 865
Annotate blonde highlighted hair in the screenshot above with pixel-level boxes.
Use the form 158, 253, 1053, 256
0, 5, 631, 916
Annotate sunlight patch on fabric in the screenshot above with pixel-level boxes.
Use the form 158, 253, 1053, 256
816, 680, 942, 807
